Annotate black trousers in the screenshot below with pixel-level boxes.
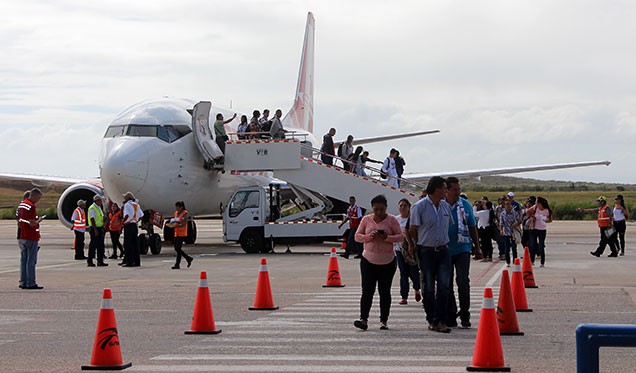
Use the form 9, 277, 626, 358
123, 223, 140, 265
614, 220, 626, 254
359, 257, 397, 323
109, 230, 123, 256
447, 252, 471, 325
478, 227, 494, 259
174, 236, 192, 265
88, 227, 105, 263
73, 230, 85, 259
593, 227, 618, 256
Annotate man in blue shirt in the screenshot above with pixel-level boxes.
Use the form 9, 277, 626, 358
445, 177, 482, 328
408, 176, 453, 333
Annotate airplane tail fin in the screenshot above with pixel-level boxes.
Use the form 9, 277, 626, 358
283, 12, 315, 133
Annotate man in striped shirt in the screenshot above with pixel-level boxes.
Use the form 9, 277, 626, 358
17, 188, 45, 290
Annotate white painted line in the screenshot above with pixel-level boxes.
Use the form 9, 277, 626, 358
150, 354, 470, 362
199, 337, 474, 344
130, 365, 467, 372
0, 262, 79, 274
485, 264, 507, 289
0, 309, 180, 312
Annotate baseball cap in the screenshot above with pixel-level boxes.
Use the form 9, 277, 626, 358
507, 192, 515, 197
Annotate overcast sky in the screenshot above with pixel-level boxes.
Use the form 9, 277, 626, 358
1, 0, 634, 183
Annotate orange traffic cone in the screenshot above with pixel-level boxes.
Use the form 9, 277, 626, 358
323, 247, 345, 287
522, 247, 538, 288
497, 270, 524, 336
511, 258, 533, 312
249, 258, 279, 310
81, 289, 132, 371
341, 238, 347, 252
185, 271, 222, 335
467, 288, 511, 372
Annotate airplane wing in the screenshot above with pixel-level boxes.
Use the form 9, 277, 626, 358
403, 160, 611, 184
0, 172, 86, 188
337, 130, 440, 146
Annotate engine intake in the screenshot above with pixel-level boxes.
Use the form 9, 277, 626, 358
56, 183, 103, 228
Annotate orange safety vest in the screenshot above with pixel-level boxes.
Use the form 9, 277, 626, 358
73, 207, 86, 230
109, 211, 122, 231
597, 205, 611, 228
174, 209, 188, 237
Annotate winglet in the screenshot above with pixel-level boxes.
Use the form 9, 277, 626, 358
283, 12, 315, 133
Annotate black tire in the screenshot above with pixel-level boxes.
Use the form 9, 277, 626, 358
138, 234, 149, 255
260, 237, 273, 253
149, 233, 162, 255
184, 220, 197, 245
163, 223, 174, 244
240, 228, 263, 254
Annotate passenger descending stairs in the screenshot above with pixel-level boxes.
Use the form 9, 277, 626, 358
224, 138, 421, 210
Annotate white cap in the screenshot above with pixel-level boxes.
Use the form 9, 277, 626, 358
507, 192, 515, 197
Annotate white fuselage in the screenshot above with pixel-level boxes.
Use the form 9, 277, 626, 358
98, 98, 318, 216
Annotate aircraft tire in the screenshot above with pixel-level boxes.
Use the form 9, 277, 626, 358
240, 228, 263, 254
163, 223, 174, 244
149, 233, 162, 255
138, 234, 149, 255
185, 220, 197, 245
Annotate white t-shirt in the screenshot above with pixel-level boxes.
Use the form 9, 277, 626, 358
475, 209, 491, 229
394, 215, 408, 251
613, 207, 626, 222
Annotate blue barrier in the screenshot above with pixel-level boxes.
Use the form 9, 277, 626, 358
576, 323, 636, 373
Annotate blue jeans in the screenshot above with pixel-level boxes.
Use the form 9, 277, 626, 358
396, 250, 420, 300
19, 239, 39, 287
417, 246, 451, 324
529, 229, 547, 265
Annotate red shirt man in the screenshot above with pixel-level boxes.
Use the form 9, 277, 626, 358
17, 188, 44, 290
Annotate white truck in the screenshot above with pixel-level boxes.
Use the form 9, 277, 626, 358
223, 183, 347, 253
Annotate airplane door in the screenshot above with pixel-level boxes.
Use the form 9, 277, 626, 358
226, 190, 262, 240
192, 101, 224, 164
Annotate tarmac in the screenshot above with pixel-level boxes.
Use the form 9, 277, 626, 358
1, 219, 635, 372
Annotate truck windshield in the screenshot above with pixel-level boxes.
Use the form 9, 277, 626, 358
229, 191, 260, 218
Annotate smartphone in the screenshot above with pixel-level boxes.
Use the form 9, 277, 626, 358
377, 229, 385, 235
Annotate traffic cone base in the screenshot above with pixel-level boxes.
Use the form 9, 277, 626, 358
467, 366, 510, 372
522, 247, 539, 288
249, 306, 280, 311
323, 248, 346, 287
82, 289, 131, 371
186, 271, 222, 335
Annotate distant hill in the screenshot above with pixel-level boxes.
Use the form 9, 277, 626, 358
460, 175, 636, 193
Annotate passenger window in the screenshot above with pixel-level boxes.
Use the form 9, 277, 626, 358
104, 125, 126, 138
229, 191, 260, 218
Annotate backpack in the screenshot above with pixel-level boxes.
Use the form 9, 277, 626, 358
337, 142, 345, 158
261, 120, 272, 132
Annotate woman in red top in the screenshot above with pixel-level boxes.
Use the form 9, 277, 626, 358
108, 203, 124, 259
353, 195, 403, 330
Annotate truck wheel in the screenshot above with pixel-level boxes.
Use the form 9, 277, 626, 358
163, 223, 174, 244
138, 234, 149, 255
240, 228, 263, 254
149, 233, 162, 255
185, 220, 197, 244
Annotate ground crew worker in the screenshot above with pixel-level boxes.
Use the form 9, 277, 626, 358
17, 188, 44, 289
108, 203, 124, 259
121, 192, 143, 267
578, 196, 619, 257
71, 200, 88, 260
87, 195, 107, 267
171, 201, 193, 269
338, 196, 363, 259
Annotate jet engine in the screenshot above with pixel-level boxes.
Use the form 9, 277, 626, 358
56, 183, 103, 228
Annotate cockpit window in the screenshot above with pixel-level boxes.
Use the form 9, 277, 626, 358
104, 125, 126, 138
104, 124, 192, 143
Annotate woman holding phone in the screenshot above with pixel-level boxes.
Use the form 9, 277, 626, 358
353, 194, 402, 331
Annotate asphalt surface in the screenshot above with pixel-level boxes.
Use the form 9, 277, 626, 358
1, 220, 635, 372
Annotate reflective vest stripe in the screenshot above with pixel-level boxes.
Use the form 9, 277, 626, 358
73, 208, 86, 230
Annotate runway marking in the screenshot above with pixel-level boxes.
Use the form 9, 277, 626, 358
150, 354, 470, 362
130, 365, 467, 372
0, 262, 79, 274
485, 263, 507, 289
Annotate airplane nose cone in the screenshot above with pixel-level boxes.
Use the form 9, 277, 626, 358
100, 140, 149, 197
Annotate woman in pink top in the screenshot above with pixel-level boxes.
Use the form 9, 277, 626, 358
353, 195, 403, 331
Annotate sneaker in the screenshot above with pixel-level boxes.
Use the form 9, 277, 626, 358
608, 254, 618, 257
25, 284, 44, 290
87, 262, 96, 267
620, 252, 625, 256
339, 253, 349, 259
590, 251, 600, 257
354, 319, 368, 331
460, 320, 471, 329
380, 322, 389, 330
399, 299, 407, 305
540, 264, 545, 268
414, 291, 422, 303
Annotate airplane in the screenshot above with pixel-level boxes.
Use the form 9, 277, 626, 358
1, 12, 610, 247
